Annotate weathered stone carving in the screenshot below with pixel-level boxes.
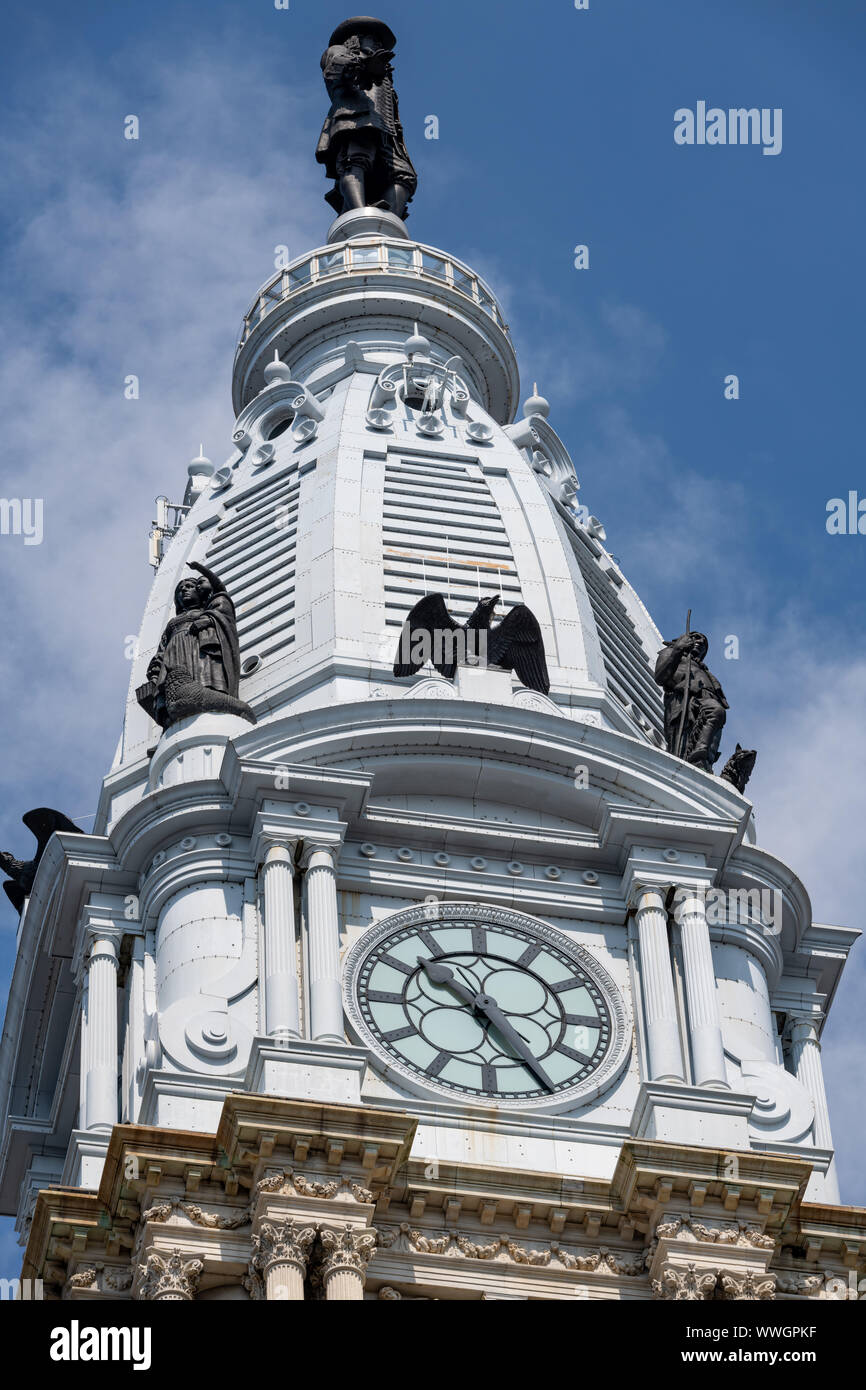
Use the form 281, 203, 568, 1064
654, 627, 728, 773
774, 1272, 826, 1298
378, 1225, 644, 1275
254, 1169, 374, 1204
721, 1269, 776, 1301
251, 1218, 318, 1278
0, 808, 82, 913
319, 1224, 378, 1280
137, 1248, 204, 1301
654, 1215, 775, 1250
393, 592, 550, 693
136, 562, 255, 732
316, 18, 417, 218
652, 1262, 719, 1301
720, 743, 757, 793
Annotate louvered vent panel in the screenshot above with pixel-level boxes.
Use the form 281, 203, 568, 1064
383, 458, 523, 627
205, 465, 302, 661
568, 529, 663, 735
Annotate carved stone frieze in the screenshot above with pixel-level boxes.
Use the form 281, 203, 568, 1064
255, 1169, 374, 1205
654, 1215, 775, 1250
377, 1224, 643, 1275
142, 1197, 250, 1230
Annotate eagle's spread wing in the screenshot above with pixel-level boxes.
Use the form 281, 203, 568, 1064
22, 808, 83, 858
487, 604, 550, 694
393, 593, 461, 680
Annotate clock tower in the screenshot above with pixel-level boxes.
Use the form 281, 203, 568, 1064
1, 17, 862, 1303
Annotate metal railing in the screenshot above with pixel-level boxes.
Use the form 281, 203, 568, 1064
236, 240, 510, 353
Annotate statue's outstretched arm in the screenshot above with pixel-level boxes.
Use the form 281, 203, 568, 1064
188, 560, 225, 595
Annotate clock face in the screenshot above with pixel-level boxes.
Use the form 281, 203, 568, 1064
345, 904, 628, 1108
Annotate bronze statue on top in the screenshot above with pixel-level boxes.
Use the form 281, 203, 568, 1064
316, 17, 417, 219
136, 561, 256, 733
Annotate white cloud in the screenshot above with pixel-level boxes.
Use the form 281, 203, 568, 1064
0, 43, 324, 824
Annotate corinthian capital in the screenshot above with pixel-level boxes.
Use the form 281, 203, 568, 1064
251, 1218, 317, 1277
137, 1247, 204, 1301
651, 1261, 718, 1301
319, 1223, 378, 1281
721, 1269, 776, 1301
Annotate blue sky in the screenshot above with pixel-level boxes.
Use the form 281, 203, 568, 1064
0, 1, 864, 1274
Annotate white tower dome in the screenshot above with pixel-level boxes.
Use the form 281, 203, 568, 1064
1, 23, 859, 1308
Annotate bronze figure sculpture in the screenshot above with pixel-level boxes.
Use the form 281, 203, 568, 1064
316, 17, 417, 218
136, 561, 256, 732
720, 744, 757, 794
654, 624, 728, 774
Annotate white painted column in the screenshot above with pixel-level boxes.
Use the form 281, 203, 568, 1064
260, 842, 301, 1040
302, 843, 344, 1044
633, 886, 684, 1083
676, 887, 729, 1089
83, 927, 120, 1132
788, 1015, 833, 1150
78, 974, 90, 1129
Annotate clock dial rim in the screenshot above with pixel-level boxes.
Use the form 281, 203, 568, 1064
344, 902, 631, 1112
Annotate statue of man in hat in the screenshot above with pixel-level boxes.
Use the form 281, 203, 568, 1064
316, 16, 418, 219
654, 629, 728, 774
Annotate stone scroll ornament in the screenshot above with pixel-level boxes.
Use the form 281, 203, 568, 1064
136, 561, 256, 732
0, 808, 83, 913
393, 592, 551, 694
654, 615, 730, 775
316, 17, 418, 219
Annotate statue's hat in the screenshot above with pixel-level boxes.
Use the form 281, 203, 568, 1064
328, 17, 396, 49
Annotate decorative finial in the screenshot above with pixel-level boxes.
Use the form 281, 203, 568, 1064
188, 445, 213, 477
523, 383, 550, 419
317, 18, 417, 220
404, 323, 431, 359
263, 352, 293, 388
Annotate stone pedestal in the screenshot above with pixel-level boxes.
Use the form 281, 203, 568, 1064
148, 711, 252, 791
327, 207, 410, 243
631, 1080, 755, 1147
455, 663, 514, 704
245, 1038, 368, 1105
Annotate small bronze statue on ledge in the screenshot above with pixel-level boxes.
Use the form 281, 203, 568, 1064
654, 617, 728, 774
137, 561, 256, 733
720, 744, 757, 794
316, 17, 417, 219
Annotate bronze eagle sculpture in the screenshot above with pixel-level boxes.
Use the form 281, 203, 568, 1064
393, 592, 550, 694
0, 808, 83, 913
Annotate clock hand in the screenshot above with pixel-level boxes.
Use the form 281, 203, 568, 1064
416, 956, 478, 1008
417, 959, 556, 1093
474, 993, 556, 1093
